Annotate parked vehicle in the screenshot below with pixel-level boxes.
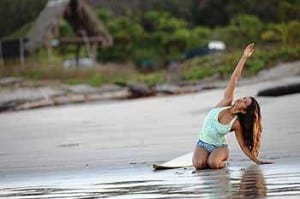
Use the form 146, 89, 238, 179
184, 40, 226, 60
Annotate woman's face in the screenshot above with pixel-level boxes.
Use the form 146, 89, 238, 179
234, 97, 252, 109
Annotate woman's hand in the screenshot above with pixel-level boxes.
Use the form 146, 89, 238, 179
256, 160, 274, 165
243, 43, 255, 58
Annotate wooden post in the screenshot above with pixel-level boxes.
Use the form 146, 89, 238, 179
81, 31, 93, 60
90, 43, 98, 64
20, 38, 25, 66
47, 44, 52, 65
75, 44, 81, 68
0, 40, 4, 66
46, 33, 53, 66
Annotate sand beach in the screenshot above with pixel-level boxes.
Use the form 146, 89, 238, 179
0, 74, 299, 198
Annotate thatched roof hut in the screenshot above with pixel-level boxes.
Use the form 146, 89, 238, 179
25, 0, 113, 53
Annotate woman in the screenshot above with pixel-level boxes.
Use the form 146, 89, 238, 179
193, 43, 273, 170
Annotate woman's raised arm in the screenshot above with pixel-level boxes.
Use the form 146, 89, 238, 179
216, 43, 255, 107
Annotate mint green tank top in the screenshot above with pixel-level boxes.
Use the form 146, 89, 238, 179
199, 106, 237, 146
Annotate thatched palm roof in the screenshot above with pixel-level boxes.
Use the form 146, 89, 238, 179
25, 0, 112, 52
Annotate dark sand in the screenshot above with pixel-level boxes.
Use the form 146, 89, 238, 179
0, 76, 299, 198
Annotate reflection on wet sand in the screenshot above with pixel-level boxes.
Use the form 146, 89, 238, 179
1, 164, 300, 198
192, 168, 231, 198
192, 166, 266, 199
233, 165, 266, 199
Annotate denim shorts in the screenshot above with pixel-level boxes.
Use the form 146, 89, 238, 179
196, 139, 228, 153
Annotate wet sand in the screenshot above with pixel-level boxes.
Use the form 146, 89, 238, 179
1, 158, 300, 198
0, 76, 299, 198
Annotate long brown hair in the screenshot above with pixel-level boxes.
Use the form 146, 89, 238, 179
237, 97, 262, 157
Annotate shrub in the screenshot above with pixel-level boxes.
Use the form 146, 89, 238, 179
182, 45, 300, 83
89, 73, 104, 87
287, 21, 300, 45
261, 30, 281, 43
187, 27, 211, 49
59, 20, 74, 37
246, 59, 265, 75
94, 7, 113, 24
136, 72, 165, 86
230, 14, 263, 42
213, 25, 240, 47
213, 14, 264, 47
132, 47, 162, 71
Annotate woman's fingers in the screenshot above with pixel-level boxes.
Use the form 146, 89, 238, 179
248, 43, 255, 48
244, 43, 255, 57
246, 43, 255, 52
259, 160, 274, 164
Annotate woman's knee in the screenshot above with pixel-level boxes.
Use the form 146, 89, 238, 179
207, 159, 225, 169
193, 159, 207, 170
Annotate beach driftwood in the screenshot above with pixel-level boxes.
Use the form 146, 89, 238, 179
257, 83, 300, 97
13, 90, 131, 111
1, 61, 299, 112
128, 84, 155, 98
0, 82, 215, 112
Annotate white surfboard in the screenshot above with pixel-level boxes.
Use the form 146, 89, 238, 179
153, 152, 193, 170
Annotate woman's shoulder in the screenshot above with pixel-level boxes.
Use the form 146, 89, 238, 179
213, 105, 226, 108
231, 119, 241, 131
212, 105, 231, 110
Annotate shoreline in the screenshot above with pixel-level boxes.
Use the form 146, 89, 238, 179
0, 61, 299, 113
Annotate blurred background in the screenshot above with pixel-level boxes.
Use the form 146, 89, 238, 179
0, 0, 299, 111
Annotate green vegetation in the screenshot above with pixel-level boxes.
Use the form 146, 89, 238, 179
183, 45, 300, 82
0, 1, 299, 87
94, 7, 300, 67
1, 45, 299, 87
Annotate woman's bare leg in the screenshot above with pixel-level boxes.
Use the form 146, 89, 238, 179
207, 147, 229, 169
192, 146, 209, 169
